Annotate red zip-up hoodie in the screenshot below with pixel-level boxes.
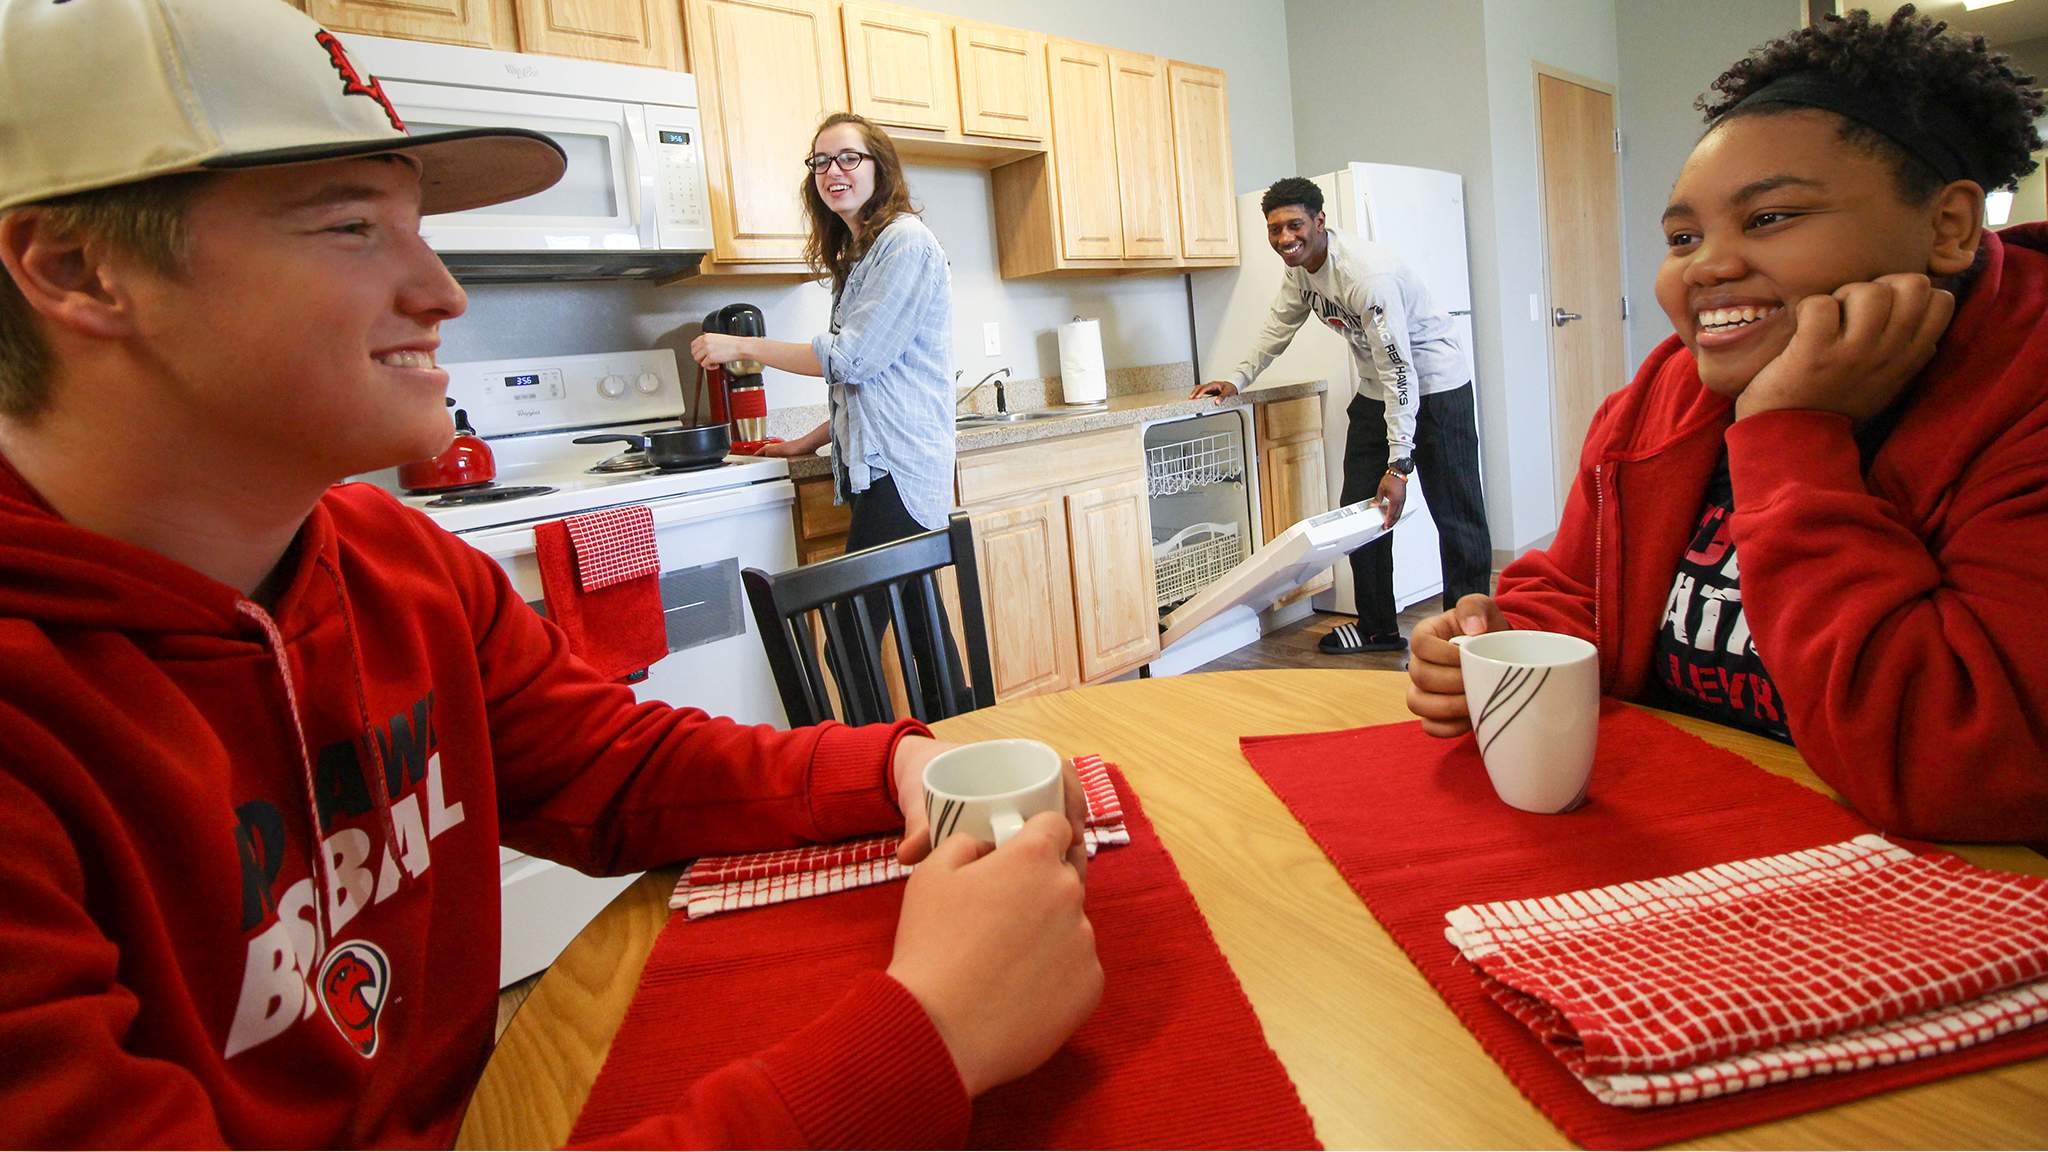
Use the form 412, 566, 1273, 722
1496, 226, 2048, 843
0, 467, 970, 1147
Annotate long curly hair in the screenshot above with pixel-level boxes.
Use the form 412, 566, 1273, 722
799, 113, 918, 294
1698, 5, 2045, 198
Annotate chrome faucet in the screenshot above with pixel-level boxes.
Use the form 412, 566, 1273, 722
956, 366, 1012, 415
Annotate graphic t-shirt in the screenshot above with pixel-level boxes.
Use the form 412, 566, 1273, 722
1654, 451, 1793, 741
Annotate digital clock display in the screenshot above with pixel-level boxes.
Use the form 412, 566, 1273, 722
504, 373, 540, 389
659, 130, 691, 146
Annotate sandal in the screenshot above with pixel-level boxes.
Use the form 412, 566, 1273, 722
1319, 623, 1407, 655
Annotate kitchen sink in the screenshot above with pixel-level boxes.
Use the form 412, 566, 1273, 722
955, 403, 1107, 428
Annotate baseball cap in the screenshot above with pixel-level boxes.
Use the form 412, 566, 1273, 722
0, 0, 566, 214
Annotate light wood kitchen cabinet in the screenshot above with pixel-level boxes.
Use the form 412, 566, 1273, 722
305, 0, 507, 49
954, 23, 1048, 143
685, 0, 846, 267
1169, 60, 1239, 261
790, 474, 851, 565
992, 42, 1237, 276
1257, 395, 1333, 604
514, 0, 683, 70
309, 0, 683, 69
1044, 39, 1124, 262
966, 496, 1080, 701
1108, 51, 1179, 260
841, 1, 954, 133
958, 426, 1158, 698
1065, 472, 1161, 679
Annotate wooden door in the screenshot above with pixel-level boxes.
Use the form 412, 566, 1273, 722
686, 0, 845, 263
967, 498, 1079, 701
1108, 51, 1179, 259
1536, 70, 1625, 505
1168, 61, 1237, 259
1066, 473, 1160, 681
1257, 396, 1333, 605
514, 0, 683, 68
841, 2, 953, 133
954, 24, 1047, 142
1045, 39, 1124, 261
307, 0, 501, 48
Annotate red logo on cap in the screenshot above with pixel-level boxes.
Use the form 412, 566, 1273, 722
315, 31, 406, 133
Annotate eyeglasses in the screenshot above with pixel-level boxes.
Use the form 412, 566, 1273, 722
804, 150, 873, 174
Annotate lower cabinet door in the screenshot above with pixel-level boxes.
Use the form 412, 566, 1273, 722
967, 497, 1079, 701
1066, 473, 1160, 681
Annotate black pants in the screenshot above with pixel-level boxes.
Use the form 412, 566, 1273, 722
840, 472, 960, 716
1339, 384, 1493, 635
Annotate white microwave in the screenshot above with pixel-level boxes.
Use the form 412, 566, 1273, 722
334, 34, 713, 281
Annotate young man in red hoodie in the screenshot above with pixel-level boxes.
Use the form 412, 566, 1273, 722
0, 1, 1100, 1146
1407, 7, 2048, 844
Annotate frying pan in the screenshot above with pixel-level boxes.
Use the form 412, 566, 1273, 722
575, 424, 731, 471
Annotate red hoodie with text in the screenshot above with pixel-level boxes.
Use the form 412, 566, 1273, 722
1495, 226, 2048, 842
0, 467, 970, 1148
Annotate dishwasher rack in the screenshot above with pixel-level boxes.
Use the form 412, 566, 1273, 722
1145, 430, 1244, 497
1152, 521, 1245, 611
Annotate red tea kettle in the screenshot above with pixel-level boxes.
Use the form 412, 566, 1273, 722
398, 403, 497, 493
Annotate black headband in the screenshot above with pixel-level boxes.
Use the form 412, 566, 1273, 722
1731, 72, 1984, 186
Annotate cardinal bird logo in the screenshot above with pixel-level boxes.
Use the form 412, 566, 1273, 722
318, 941, 391, 1058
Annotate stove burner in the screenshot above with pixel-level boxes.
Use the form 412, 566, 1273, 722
586, 451, 653, 475
404, 479, 493, 497
650, 460, 733, 474
424, 484, 558, 507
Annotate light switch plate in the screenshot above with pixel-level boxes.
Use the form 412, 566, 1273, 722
982, 321, 1001, 357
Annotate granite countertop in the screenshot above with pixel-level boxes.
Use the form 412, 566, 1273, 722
781, 378, 1327, 480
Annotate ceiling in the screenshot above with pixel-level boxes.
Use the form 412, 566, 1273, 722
1860, 1, 2048, 47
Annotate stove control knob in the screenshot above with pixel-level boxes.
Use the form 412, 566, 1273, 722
597, 374, 628, 399
635, 371, 662, 395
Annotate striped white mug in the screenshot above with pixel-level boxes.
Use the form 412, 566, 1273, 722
922, 739, 1065, 848
1452, 630, 1599, 814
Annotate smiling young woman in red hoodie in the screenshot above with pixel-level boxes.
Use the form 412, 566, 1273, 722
0, 1, 1100, 1147
1407, 7, 2048, 843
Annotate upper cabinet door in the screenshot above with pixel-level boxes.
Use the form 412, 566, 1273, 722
306, 0, 500, 49
1045, 39, 1124, 261
1107, 50, 1178, 260
514, 0, 684, 69
686, 0, 846, 263
842, 2, 954, 133
1168, 61, 1238, 259
954, 23, 1047, 143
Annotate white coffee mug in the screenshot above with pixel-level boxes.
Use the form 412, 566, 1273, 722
1452, 630, 1599, 814
922, 739, 1065, 848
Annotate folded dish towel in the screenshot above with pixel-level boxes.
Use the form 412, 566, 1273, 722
672, 753, 1131, 920
535, 505, 667, 683
1444, 834, 2048, 1108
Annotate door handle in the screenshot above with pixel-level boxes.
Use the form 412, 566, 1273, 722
1552, 307, 1583, 327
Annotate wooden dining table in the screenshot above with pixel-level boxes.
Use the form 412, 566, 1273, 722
457, 669, 2048, 1149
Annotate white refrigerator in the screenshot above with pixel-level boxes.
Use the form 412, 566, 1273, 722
1192, 161, 1477, 617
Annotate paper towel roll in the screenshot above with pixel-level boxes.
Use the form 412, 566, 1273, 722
1058, 318, 1107, 405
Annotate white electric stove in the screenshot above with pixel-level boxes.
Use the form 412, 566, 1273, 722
362, 347, 798, 985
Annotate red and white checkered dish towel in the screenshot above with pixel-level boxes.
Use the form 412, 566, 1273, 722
671, 754, 1131, 920
1444, 835, 2048, 1108
564, 505, 661, 592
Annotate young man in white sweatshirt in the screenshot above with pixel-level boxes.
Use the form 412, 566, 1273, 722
1194, 177, 1491, 654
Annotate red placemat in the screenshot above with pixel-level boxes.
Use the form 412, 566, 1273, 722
570, 766, 1319, 1149
1239, 702, 2048, 1149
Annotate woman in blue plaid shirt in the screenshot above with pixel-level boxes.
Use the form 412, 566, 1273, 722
690, 113, 955, 550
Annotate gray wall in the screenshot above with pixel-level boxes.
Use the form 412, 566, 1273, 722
442, 0, 1296, 415
1615, 0, 1804, 365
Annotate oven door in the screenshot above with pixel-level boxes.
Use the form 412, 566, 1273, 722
379, 80, 655, 253
459, 478, 797, 985
461, 479, 799, 724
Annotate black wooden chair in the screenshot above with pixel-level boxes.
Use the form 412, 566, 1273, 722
743, 513, 995, 726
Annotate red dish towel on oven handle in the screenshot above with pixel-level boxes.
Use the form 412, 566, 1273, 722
534, 506, 667, 683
